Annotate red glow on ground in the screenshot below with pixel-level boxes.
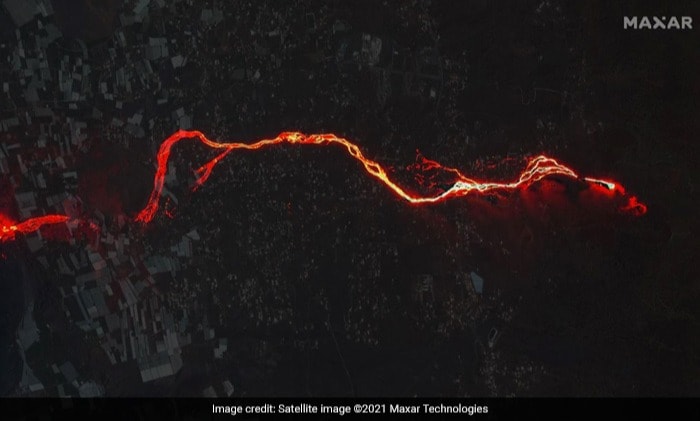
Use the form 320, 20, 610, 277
1, 129, 646, 243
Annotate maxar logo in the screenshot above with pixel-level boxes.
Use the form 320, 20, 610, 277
624, 16, 693, 29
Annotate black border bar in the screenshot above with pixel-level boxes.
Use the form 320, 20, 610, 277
2, 398, 700, 420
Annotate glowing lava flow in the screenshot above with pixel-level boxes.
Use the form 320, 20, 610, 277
136, 130, 646, 223
1, 129, 646, 243
0, 214, 70, 242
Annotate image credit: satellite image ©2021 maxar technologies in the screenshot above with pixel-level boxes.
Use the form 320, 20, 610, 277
0, 0, 698, 418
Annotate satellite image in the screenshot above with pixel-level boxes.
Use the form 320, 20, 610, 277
0, 0, 698, 403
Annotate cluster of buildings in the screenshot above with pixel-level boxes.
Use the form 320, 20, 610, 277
1, 0, 236, 395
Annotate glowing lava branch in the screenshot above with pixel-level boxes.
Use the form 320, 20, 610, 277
135, 130, 647, 224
